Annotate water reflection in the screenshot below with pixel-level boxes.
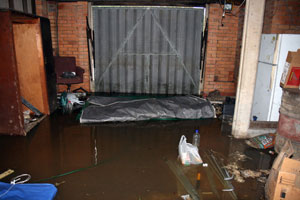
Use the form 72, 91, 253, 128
0, 112, 273, 199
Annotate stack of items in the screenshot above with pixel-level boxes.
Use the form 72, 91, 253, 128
276, 49, 300, 158
265, 49, 300, 199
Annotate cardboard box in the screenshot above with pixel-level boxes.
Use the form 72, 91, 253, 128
265, 141, 300, 200
271, 157, 300, 200
280, 49, 300, 89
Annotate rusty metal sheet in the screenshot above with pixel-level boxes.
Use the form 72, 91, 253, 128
0, 11, 24, 135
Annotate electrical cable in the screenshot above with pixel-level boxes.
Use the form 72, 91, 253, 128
34, 144, 131, 183
11, 174, 31, 184
218, 0, 224, 10
0, 174, 31, 198
229, 0, 246, 16
35, 164, 97, 183
0, 184, 14, 198
234, 0, 246, 11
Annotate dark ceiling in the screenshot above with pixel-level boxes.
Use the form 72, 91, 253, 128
52, 0, 245, 7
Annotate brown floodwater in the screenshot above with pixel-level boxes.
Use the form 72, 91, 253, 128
0, 111, 274, 199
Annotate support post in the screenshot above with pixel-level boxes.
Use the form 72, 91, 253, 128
232, 0, 266, 138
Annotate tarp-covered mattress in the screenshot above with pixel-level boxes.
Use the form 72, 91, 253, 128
80, 95, 215, 123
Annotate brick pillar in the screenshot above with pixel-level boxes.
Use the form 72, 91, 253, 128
203, 4, 242, 96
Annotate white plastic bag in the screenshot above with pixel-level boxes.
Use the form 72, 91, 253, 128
178, 135, 203, 165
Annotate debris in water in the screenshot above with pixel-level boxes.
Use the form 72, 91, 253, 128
225, 152, 270, 183
269, 150, 275, 155
245, 133, 275, 149
257, 177, 267, 183
241, 169, 262, 178
229, 151, 251, 162
55, 181, 66, 186
202, 192, 213, 195
225, 163, 245, 183
235, 174, 245, 183
259, 169, 270, 175
181, 194, 192, 200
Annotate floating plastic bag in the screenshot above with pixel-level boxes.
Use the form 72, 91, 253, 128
178, 135, 203, 165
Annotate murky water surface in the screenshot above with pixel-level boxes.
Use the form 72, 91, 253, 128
0, 112, 274, 199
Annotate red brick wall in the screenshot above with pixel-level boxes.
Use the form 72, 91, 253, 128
35, 0, 48, 17
36, 0, 90, 92
57, 2, 90, 92
204, 4, 243, 96
263, 0, 300, 34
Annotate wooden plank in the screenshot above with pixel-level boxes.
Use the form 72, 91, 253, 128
36, 19, 50, 115
0, 11, 24, 135
13, 23, 50, 115
249, 121, 278, 129
0, 169, 14, 180
12, 18, 37, 24
39, 17, 57, 113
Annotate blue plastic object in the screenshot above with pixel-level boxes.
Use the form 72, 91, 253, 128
0, 182, 57, 200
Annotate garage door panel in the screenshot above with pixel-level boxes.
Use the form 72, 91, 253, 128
93, 6, 203, 94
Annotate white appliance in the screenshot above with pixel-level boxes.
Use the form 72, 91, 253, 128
251, 34, 300, 121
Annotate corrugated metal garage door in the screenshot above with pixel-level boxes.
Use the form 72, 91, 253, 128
92, 6, 204, 94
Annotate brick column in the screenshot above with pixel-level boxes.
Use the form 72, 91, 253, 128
204, 4, 243, 96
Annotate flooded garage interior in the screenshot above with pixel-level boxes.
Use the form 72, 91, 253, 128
0, 111, 274, 199
1, 0, 300, 199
